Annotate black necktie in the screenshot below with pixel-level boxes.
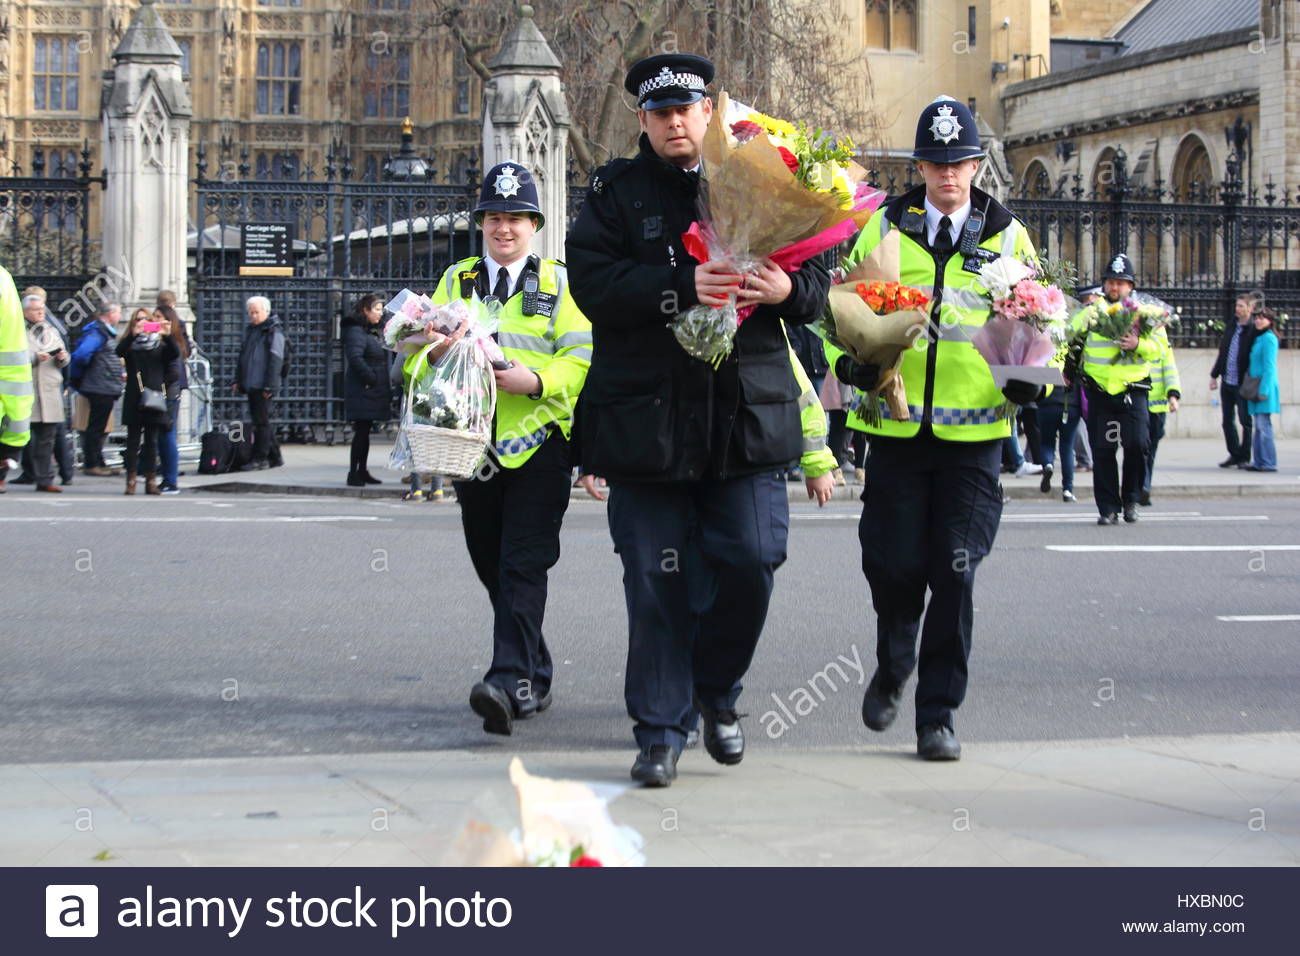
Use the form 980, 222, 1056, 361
934, 216, 954, 258
492, 266, 510, 303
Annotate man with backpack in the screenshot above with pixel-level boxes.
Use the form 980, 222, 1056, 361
68, 302, 125, 476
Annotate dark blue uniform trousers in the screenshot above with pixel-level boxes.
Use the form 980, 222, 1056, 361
859, 436, 1003, 733
454, 434, 572, 707
1085, 386, 1150, 515
608, 472, 789, 753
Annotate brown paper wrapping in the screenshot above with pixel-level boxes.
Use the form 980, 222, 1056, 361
825, 230, 930, 422
700, 91, 876, 258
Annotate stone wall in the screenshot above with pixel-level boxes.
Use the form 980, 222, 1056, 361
1162, 348, 1293, 440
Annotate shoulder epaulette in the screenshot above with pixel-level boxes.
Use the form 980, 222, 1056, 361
589, 157, 635, 195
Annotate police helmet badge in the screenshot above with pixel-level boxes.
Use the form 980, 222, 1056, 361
929, 104, 963, 145
493, 165, 522, 199
1109, 255, 1126, 274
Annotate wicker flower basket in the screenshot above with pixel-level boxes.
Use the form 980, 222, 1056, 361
404, 422, 490, 479
399, 340, 496, 479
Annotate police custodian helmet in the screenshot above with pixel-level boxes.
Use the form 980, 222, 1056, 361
624, 53, 715, 110
474, 161, 544, 229
1102, 253, 1136, 284
912, 95, 986, 164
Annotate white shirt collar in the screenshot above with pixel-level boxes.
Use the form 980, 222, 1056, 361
482, 254, 529, 299
924, 197, 971, 248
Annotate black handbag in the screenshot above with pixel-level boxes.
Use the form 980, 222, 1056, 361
137, 372, 168, 415
1238, 375, 1262, 401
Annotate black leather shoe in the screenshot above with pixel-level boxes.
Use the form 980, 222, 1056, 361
1218, 456, 1238, 468
1123, 504, 1139, 523
346, 471, 366, 487
469, 682, 513, 736
514, 687, 553, 720
11, 474, 34, 485
1098, 513, 1119, 525
917, 724, 961, 761
1039, 464, 1052, 494
1137, 489, 1151, 506
695, 697, 745, 766
861, 674, 902, 731
363, 471, 382, 485
631, 745, 678, 787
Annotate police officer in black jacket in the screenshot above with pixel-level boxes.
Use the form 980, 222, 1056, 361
566, 53, 831, 788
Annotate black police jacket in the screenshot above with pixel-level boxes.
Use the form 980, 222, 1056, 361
565, 134, 831, 483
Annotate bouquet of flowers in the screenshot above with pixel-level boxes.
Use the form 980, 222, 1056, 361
971, 255, 1070, 417
389, 292, 504, 478
442, 758, 645, 867
673, 91, 886, 365
383, 288, 509, 367
1067, 292, 1179, 375
820, 229, 932, 426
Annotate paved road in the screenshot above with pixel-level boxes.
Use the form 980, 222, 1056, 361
2, 491, 1297, 764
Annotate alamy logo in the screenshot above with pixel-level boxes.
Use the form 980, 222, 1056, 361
46, 885, 99, 937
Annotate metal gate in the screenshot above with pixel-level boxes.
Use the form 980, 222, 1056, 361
191, 146, 482, 440
0, 145, 100, 327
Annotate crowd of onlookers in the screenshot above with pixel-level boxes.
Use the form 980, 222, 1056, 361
10, 290, 191, 494
9, 285, 1282, 496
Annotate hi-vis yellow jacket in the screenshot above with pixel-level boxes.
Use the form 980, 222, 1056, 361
412, 256, 592, 469
838, 188, 1037, 441
1070, 306, 1163, 396
1147, 330, 1181, 413
0, 266, 33, 451
782, 323, 837, 479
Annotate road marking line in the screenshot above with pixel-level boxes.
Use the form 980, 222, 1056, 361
1004, 515, 1270, 523
0, 516, 390, 523
1048, 545, 1300, 552
1216, 615, 1300, 622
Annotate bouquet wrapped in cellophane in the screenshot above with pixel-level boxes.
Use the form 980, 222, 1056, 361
388, 291, 502, 478
673, 91, 886, 366
970, 255, 1071, 417
820, 229, 931, 426
441, 758, 645, 867
1064, 291, 1179, 381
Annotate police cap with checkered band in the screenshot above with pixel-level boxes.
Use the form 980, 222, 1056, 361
912, 95, 986, 164
624, 54, 715, 111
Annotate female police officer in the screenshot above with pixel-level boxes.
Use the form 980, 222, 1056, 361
428, 161, 592, 736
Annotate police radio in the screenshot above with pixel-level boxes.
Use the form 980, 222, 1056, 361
521, 274, 540, 316
960, 198, 990, 256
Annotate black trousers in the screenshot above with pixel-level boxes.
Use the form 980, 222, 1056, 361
607, 471, 789, 753
1144, 410, 1166, 493
246, 391, 274, 461
349, 420, 372, 474
1086, 386, 1150, 515
81, 392, 116, 468
27, 423, 59, 486
859, 436, 1003, 733
1220, 383, 1252, 463
124, 423, 160, 474
453, 434, 572, 708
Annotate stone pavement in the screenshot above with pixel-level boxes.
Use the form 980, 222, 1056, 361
37, 436, 1290, 502
4, 733, 1296, 866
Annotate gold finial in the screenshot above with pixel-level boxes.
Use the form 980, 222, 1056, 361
402, 116, 414, 135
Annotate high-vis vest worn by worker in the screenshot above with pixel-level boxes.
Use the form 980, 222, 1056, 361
782, 323, 837, 479
423, 255, 592, 469
834, 187, 1037, 441
1070, 307, 1163, 396
1147, 329, 1181, 413
0, 265, 33, 451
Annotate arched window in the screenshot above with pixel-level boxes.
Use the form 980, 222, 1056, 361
1171, 136, 1216, 279
1020, 158, 1052, 198
1171, 135, 1215, 202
